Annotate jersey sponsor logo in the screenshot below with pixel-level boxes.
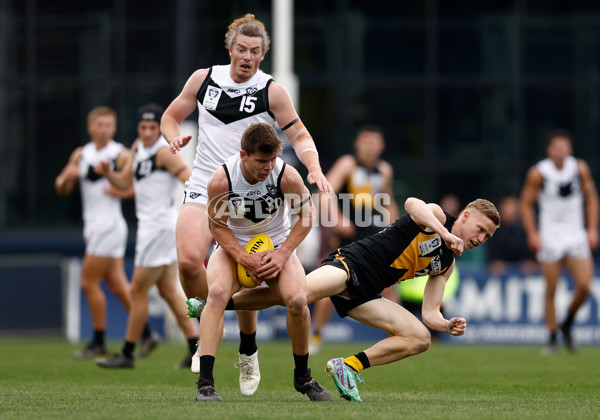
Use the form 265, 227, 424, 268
227, 88, 240, 94
203, 86, 222, 110
418, 236, 442, 256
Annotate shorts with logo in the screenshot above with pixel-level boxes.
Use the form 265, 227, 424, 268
84, 217, 127, 258
182, 183, 208, 206
135, 224, 177, 268
537, 229, 591, 263
320, 253, 383, 318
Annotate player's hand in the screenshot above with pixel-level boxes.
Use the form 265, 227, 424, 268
446, 317, 466, 336
168, 135, 192, 154
442, 232, 464, 256
307, 170, 334, 195
256, 250, 287, 280
526, 231, 542, 254
239, 251, 269, 284
94, 160, 110, 177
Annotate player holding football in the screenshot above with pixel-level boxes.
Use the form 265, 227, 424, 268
190, 197, 500, 401
195, 122, 331, 402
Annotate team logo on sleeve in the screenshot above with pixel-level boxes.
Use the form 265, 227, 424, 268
203, 86, 222, 110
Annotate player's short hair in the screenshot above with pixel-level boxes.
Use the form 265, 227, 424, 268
461, 199, 501, 227
225, 13, 270, 54
136, 103, 163, 124
87, 106, 117, 127
358, 124, 384, 137
546, 128, 574, 146
241, 123, 283, 156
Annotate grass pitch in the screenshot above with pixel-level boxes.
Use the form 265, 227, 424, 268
1, 339, 599, 419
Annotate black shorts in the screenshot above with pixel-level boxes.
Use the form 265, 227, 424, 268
320, 253, 382, 318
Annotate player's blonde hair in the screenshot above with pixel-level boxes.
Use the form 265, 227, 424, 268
86, 106, 117, 127
224, 13, 270, 54
461, 199, 501, 227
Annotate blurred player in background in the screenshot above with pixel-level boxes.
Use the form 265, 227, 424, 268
93, 104, 199, 369
521, 129, 599, 355
193, 197, 500, 401
55, 106, 147, 358
310, 125, 400, 353
487, 194, 535, 275
194, 123, 330, 402
161, 13, 332, 394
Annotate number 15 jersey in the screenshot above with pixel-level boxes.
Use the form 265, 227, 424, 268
189, 64, 276, 191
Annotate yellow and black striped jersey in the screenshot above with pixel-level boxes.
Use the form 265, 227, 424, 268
324, 211, 456, 295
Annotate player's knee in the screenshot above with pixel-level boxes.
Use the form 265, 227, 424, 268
130, 283, 146, 299
177, 250, 203, 278
285, 293, 307, 316
206, 285, 229, 307
414, 330, 431, 354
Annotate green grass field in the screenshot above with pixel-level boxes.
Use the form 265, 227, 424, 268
1, 339, 599, 419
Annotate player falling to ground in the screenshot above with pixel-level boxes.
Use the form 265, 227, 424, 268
55, 106, 157, 359
93, 104, 199, 369
189, 197, 499, 401
521, 129, 599, 355
310, 125, 400, 354
161, 13, 333, 395
194, 123, 330, 402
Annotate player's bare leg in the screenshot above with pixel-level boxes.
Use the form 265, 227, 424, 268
540, 260, 561, 355
561, 256, 593, 352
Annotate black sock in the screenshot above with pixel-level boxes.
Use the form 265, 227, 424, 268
122, 341, 135, 359
188, 337, 198, 355
199, 355, 215, 385
550, 331, 558, 344
293, 353, 309, 378
355, 351, 371, 369
239, 331, 257, 356
562, 312, 575, 329
225, 298, 235, 311
93, 330, 105, 346
141, 324, 152, 340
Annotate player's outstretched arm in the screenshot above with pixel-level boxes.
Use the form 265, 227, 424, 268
161, 68, 208, 153
405, 197, 464, 255
422, 263, 466, 336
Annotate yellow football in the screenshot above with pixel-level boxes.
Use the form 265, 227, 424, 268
237, 233, 274, 288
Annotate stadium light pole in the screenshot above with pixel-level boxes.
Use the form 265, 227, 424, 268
272, 0, 299, 110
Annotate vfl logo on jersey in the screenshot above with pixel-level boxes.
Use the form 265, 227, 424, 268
203, 86, 222, 110
246, 87, 258, 95
418, 236, 442, 257
229, 197, 246, 217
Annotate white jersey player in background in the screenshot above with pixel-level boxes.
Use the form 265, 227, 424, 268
521, 129, 599, 355
160, 13, 333, 396
55, 106, 134, 359
93, 104, 199, 369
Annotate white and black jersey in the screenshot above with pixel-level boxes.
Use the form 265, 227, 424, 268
188, 65, 276, 193
133, 137, 177, 229
78, 140, 126, 228
536, 156, 585, 240
221, 154, 290, 247
78, 140, 128, 257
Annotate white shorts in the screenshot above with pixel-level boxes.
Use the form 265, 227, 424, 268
537, 230, 591, 263
182, 183, 208, 206
84, 218, 127, 258
134, 225, 177, 268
